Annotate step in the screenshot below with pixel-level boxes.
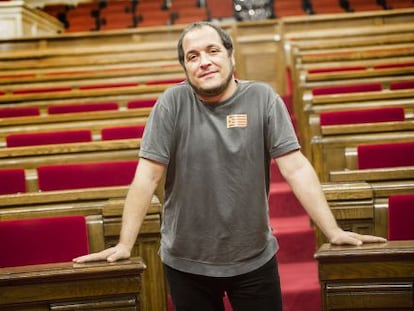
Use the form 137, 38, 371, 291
270, 214, 317, 263
268, 181, 306, 218
279, 261, 321, 311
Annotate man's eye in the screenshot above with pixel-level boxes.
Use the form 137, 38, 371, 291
187, 55, 198, 62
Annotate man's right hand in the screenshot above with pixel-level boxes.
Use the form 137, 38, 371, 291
73, 243, 131, 263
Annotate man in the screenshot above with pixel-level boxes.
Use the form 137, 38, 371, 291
74, 22, 386, 310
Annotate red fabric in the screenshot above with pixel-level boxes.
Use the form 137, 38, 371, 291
374, 61, 414, 69
101, 125, 145, 140
308, 66, 365, 74
37, 160, 138, 191
13, 86, 72, 94
145, 78, 185, 85
357, 141, 414, 169
0, 107, 40, 118
0, 168, 26, 195
0, 216, 89, 267
390, 80, 414, 90
79, 82, 139, 90
6, 130, 92, 147
0, 73, 36, 79
388, 194, 414, 240
319, 107, 405, 126
48, 102, 119, 114
312, 83, 382, 96
127, 98, 157, 109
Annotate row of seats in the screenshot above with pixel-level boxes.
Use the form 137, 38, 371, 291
4, 124, 145, 147
0, 98, 156, 118
42, 0, 210, 32
0, 77, 184, 96
1, 159, 137, 194
284, 20, 414, 247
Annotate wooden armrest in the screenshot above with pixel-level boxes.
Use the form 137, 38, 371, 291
0, 257, 146, 309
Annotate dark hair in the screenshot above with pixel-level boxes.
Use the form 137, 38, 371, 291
177, 22, 234, 67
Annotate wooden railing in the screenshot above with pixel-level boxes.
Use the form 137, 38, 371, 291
315, 240, 414, 310
0, 187, 167, 311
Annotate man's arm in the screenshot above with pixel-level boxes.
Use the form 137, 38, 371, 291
275, 150, 386, 246
73, 158, 166, 263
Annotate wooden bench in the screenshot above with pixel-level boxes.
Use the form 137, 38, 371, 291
315, 240, 414, 310
0, 84, 167, 109
0, 187, 167, 311
0, 65, 184, 95
317, 179, 414, 246
300, 88, 414, 157
311, 125, 414, 181
0, 257, 145, 311
0, 112, 148, 144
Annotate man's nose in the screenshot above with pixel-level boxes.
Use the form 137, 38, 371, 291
199, 52, 211, 67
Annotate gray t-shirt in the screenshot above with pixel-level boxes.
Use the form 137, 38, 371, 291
139, 80, 300, 277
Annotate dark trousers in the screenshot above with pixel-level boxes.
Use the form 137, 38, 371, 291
164, 256, 283, 311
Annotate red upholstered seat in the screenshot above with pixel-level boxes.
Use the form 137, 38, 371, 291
145, 78, 185, 85
127, 98, 157, 109
357, 141, 414, 169
47, 102, 119, 114
37, 160, 138, 191
79, 82, 139, 90
390, 80, 414, 90
0, 107, 40, 118
101, 125, 145, 140
319, 107, 405, 126
374, 61, 414, 69
388, 194, 414, 240
308, 66, 366, 74
312, 83, 382, 96
6, 129, 92, 147
0, 215, 89, 268
0, 168, 26, 195
12, 86, 72, 94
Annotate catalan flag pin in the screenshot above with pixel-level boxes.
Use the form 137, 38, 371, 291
227, 114, 248, 128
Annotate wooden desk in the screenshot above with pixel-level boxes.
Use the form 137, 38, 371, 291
315, 241, 414, 310
0, 257, 146, 310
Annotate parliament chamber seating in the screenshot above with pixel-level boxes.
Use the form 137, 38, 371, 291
37, 159, 138, 191
0, 215, 89, 268
2, 6, 414, 311
0, 214, 146, 310
0, 168, 26, 195
101, 124, 145, 140
6, 129, 93, 147
388, 194, 414, 240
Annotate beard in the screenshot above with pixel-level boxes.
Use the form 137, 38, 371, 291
186, 64, 235, 99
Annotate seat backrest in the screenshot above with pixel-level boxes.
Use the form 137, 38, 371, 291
0, 107, 40, 118
0, 215, 89, 268
6, 129, 93, 147
388, 194, 414, 240
12, 86, 72, 94
47, 102, 119, 114
357, 141, 414, 169
320, 107, 405, 126
312, 82, 382, 96
127, 98, 157, 109
37, 160, 138, 191
101, 125, 145, 140
0, 168, 26, 195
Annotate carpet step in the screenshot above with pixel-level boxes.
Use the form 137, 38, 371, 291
271, 215, 317, 263
269, 181, 306, 218
278, 261, 321, 311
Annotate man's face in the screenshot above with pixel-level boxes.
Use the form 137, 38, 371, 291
182, 26, 236, 103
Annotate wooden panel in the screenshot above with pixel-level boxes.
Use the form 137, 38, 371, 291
0, 258, 145, 311
316, 241, 414, 310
